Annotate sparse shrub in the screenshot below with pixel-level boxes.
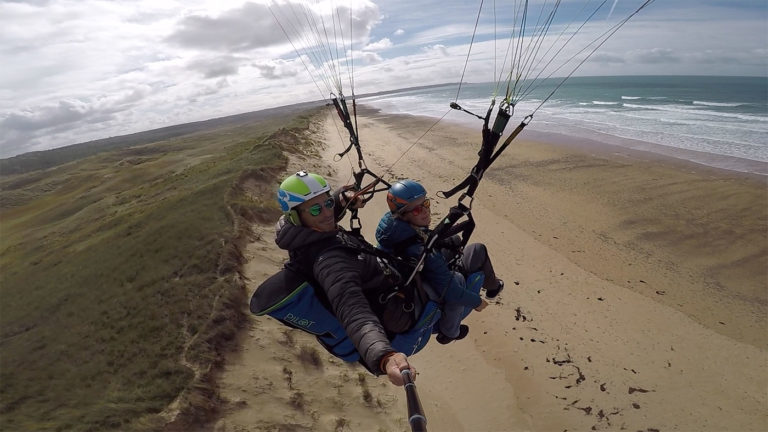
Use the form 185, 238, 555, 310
289, 391, 305, 410
361, 389, 373, 406
281, 329, 296, 347
334, 417, 349, 432
282, 366, 294, 389
298, 345, 322, 368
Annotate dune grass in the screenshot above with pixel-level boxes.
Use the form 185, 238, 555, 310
0, 106, 322, 431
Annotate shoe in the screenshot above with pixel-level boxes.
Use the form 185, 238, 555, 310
485, 279, 504, 299
436, 324, 469, 344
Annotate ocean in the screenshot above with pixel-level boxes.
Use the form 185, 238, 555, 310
359, 76, 768, 175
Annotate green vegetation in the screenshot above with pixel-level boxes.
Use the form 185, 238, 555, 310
0, 106, 322, 431
0, 103, 319, 176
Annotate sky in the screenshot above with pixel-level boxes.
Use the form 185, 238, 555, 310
1, 0, 766, 158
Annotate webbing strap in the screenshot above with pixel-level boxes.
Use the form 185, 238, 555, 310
403, 204, 475, 286
439, 110, 529, 200
330, 95, 391, 235
332, 97, 364, 163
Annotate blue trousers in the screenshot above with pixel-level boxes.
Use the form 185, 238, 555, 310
429, 242, 494, 337
424, 270, 484, 338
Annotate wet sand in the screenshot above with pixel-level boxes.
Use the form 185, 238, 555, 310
214, 107, 768, 432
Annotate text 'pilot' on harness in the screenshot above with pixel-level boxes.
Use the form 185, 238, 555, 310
250, 228, 442, 373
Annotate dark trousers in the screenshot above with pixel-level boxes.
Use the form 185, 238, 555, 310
456, 243, 498, 290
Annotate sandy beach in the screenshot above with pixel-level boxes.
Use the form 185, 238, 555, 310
212, 107, 768, 432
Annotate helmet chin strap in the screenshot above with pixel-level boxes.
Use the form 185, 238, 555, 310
287, 210, 302, 226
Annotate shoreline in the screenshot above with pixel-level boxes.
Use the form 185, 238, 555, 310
522, 127, 768, 178
358, 103, 768, 177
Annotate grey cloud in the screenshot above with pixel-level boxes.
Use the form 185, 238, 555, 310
422, 44, 449, 56
82, 111, 120, 126
189, 78, 230, 100
188, 55, 245, 78
166, 3, 283, 52
167, 1, 380, 53
2, 100, 91, 132
0, 101, 94, 158
0, 132, 48, 159
347, 3, 381, 39
0, 0, 51, 5
628, 48, 680, 64
255, 64, 280, 80
111, 86, 152, 106
685, 49, 765, 66
590, 52, 626, 64
0, 87, 151, 155
254, 61, 299, 80
126, 8, 179, 25
365, 38, 392, 51
202, 63, 239, 79
360, 52, 383, 64
0, 83, 186, 158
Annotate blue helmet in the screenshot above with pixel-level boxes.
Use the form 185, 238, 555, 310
387, 179, 426, 214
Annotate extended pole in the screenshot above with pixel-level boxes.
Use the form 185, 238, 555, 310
402, 370, 427, 432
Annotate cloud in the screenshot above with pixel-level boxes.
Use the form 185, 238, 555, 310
166, 2, 283, 52
2, 87, 151, 133
188, 78, 230, 102
394, 28, 405, 36
422, 44, 449, 57
590, 52, 626, 64
253, 59, 300, 79
365, 37, 392, 51
0, 85, 156, 157
360, 51, 384, 64
187, 55, 246, 78
0, 0, 52, 6
2, 100, 91, 133
0, 100, 109, 158
167, 1, 381, 54
685, 49, 766, 67
628, 48, 679, 64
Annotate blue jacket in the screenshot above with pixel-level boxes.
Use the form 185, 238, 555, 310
375, 212, 482, 309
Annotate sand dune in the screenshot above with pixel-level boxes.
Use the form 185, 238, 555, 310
213, 109, 767, 432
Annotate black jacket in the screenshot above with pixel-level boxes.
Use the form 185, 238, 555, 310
274, 215, 398, 374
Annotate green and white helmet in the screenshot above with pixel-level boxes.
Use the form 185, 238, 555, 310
277, 170, 331, 211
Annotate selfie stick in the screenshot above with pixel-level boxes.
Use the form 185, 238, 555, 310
401, 369, 427, 432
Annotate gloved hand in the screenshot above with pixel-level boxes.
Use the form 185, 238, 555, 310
436, 234, 462, 250
338, 185, 365, 209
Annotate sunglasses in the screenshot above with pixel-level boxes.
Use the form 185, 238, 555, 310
302, 197, 335, 216
408, 198, 431, 216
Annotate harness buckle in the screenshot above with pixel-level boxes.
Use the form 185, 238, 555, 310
379, 291, 400, 304
458, 193, 474, 210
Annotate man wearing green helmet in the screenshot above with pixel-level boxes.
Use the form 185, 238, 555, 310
277, 170, 338, 231
273, 170, 416, 386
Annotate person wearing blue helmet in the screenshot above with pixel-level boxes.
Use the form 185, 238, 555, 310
376, 179, 504, 344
